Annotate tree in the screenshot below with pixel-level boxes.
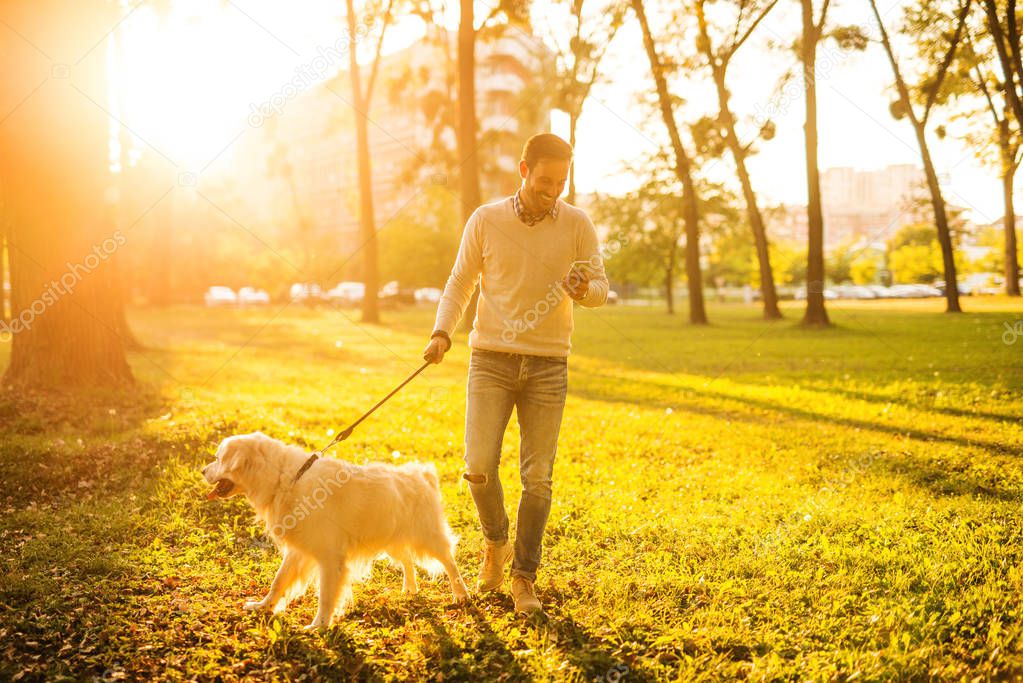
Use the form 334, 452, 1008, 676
981, 0, 1023, 127
342, 0, 399, 324
956, 2, 1022, 294
380, 186, 462, 287
850, 257, 878, 284
867, 0, 972, 312
694, 0, 783, 319
887, 221, 966, 283
798, 0, 839, 325
0, 0, 134, 387
630, 0, 708, 324
593, 160, 686, 313
547, 0, 626, 204
455, 0, 531, 333
0, 224, 7, 324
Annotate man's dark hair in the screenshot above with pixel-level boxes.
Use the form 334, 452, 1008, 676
521, 133, 573, 171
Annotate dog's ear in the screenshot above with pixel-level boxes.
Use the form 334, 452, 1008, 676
229, 436, 268, 478
213, 438, 231, 460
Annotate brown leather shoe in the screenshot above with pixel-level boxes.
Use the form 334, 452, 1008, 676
477, 539, 513, 593
511, 576, 542, 614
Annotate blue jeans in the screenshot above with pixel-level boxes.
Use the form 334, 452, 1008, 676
463, 348, 568, 583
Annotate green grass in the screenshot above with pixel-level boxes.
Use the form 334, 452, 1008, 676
1, 298, 1022, 681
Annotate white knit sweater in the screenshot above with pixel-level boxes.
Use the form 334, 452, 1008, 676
432, 196, 609, 357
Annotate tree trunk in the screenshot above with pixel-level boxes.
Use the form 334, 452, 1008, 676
800, 0, 830, 326
347, 0, 380, 324
0, 0, 133, 388
665, 244, 676, 314
869, 0, 963, 313
631, 0, 707, 324
568, 112, 578, 205
456, 0, 483, 334
709, 77, 782, 320
911, 124, 961, 312
695, 2, 781, 320
1003, 163, 1021, 296
0, 228, 7, 323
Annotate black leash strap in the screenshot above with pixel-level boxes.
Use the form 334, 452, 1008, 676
293, 360, 432, 483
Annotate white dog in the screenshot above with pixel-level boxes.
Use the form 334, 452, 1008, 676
202, 432, 469, 630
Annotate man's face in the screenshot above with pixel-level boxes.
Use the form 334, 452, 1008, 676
519, 157, 570, 211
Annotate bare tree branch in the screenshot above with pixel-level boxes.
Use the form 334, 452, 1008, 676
814, 0, 831, 38
868, 0, 919, 127
363, 0, 396, 105
965, 30, 1001, 124
921, 0, 971, 125
729, 0, 781, 59
983, 0, 1023, 127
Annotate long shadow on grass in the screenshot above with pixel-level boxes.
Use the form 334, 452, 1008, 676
571, 372, 1023, 458
0, 386, 179, 508
421, 601, 535, 680
879, 451, 1023, 503
736, 379, 1022, 425
407, 593, 645, 680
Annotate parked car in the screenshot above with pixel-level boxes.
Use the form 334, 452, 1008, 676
607, 289, 619, 304
794, 286, 837, 300
934, 281, 972, 296
960, 272, 1002, 295
238, 286, 270, 305
290, 282, 326, 304
832, 285, 877, 300
379, 280, 416, 308
414, 287, 443, 304
203, 286, 237, 307
325, 282, 365, 307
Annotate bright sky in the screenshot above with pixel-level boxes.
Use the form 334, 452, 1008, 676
113, 0, 1008, 224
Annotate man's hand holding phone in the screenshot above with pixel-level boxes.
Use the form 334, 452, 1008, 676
561, 259, 594, 301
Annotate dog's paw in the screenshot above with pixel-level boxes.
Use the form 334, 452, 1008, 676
243, 599, 271, 612
451, 591, 471, 604
303, 621, 329, 632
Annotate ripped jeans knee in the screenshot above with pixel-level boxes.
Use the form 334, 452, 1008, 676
462, 471, 489, 485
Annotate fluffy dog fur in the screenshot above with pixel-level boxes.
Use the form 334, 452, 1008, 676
202, 432, 469, 630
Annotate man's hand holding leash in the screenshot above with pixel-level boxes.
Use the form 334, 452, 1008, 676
424, 331, 451, 364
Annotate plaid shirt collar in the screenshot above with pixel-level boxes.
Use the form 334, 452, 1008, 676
512, 189, 559, 226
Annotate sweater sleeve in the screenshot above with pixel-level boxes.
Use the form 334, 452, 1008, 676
433, 209, 484, 336
576, 212, 609, 308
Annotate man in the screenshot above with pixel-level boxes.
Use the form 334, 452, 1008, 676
422, 133, 609, 615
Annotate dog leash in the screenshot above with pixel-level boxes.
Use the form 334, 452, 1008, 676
293, 359, 432, 483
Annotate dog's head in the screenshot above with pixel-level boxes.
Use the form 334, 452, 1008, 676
202, 432, 278, 501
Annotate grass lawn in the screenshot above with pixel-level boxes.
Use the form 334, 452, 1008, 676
1, 298, 1022, 681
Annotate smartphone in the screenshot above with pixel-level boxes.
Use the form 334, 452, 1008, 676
568, 259, 597, 278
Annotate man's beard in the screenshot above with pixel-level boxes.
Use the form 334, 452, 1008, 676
526, 185, 555, 210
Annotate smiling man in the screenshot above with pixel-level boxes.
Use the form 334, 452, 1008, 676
422, 133, 609, 615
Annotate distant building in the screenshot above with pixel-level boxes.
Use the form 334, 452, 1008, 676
764, 203, 810, 244
762, 165, 931, 249
232, 26, 555, 266
820, 164, 926, 245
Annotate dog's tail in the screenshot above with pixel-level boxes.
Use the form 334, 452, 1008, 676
408, 462, 461, 578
